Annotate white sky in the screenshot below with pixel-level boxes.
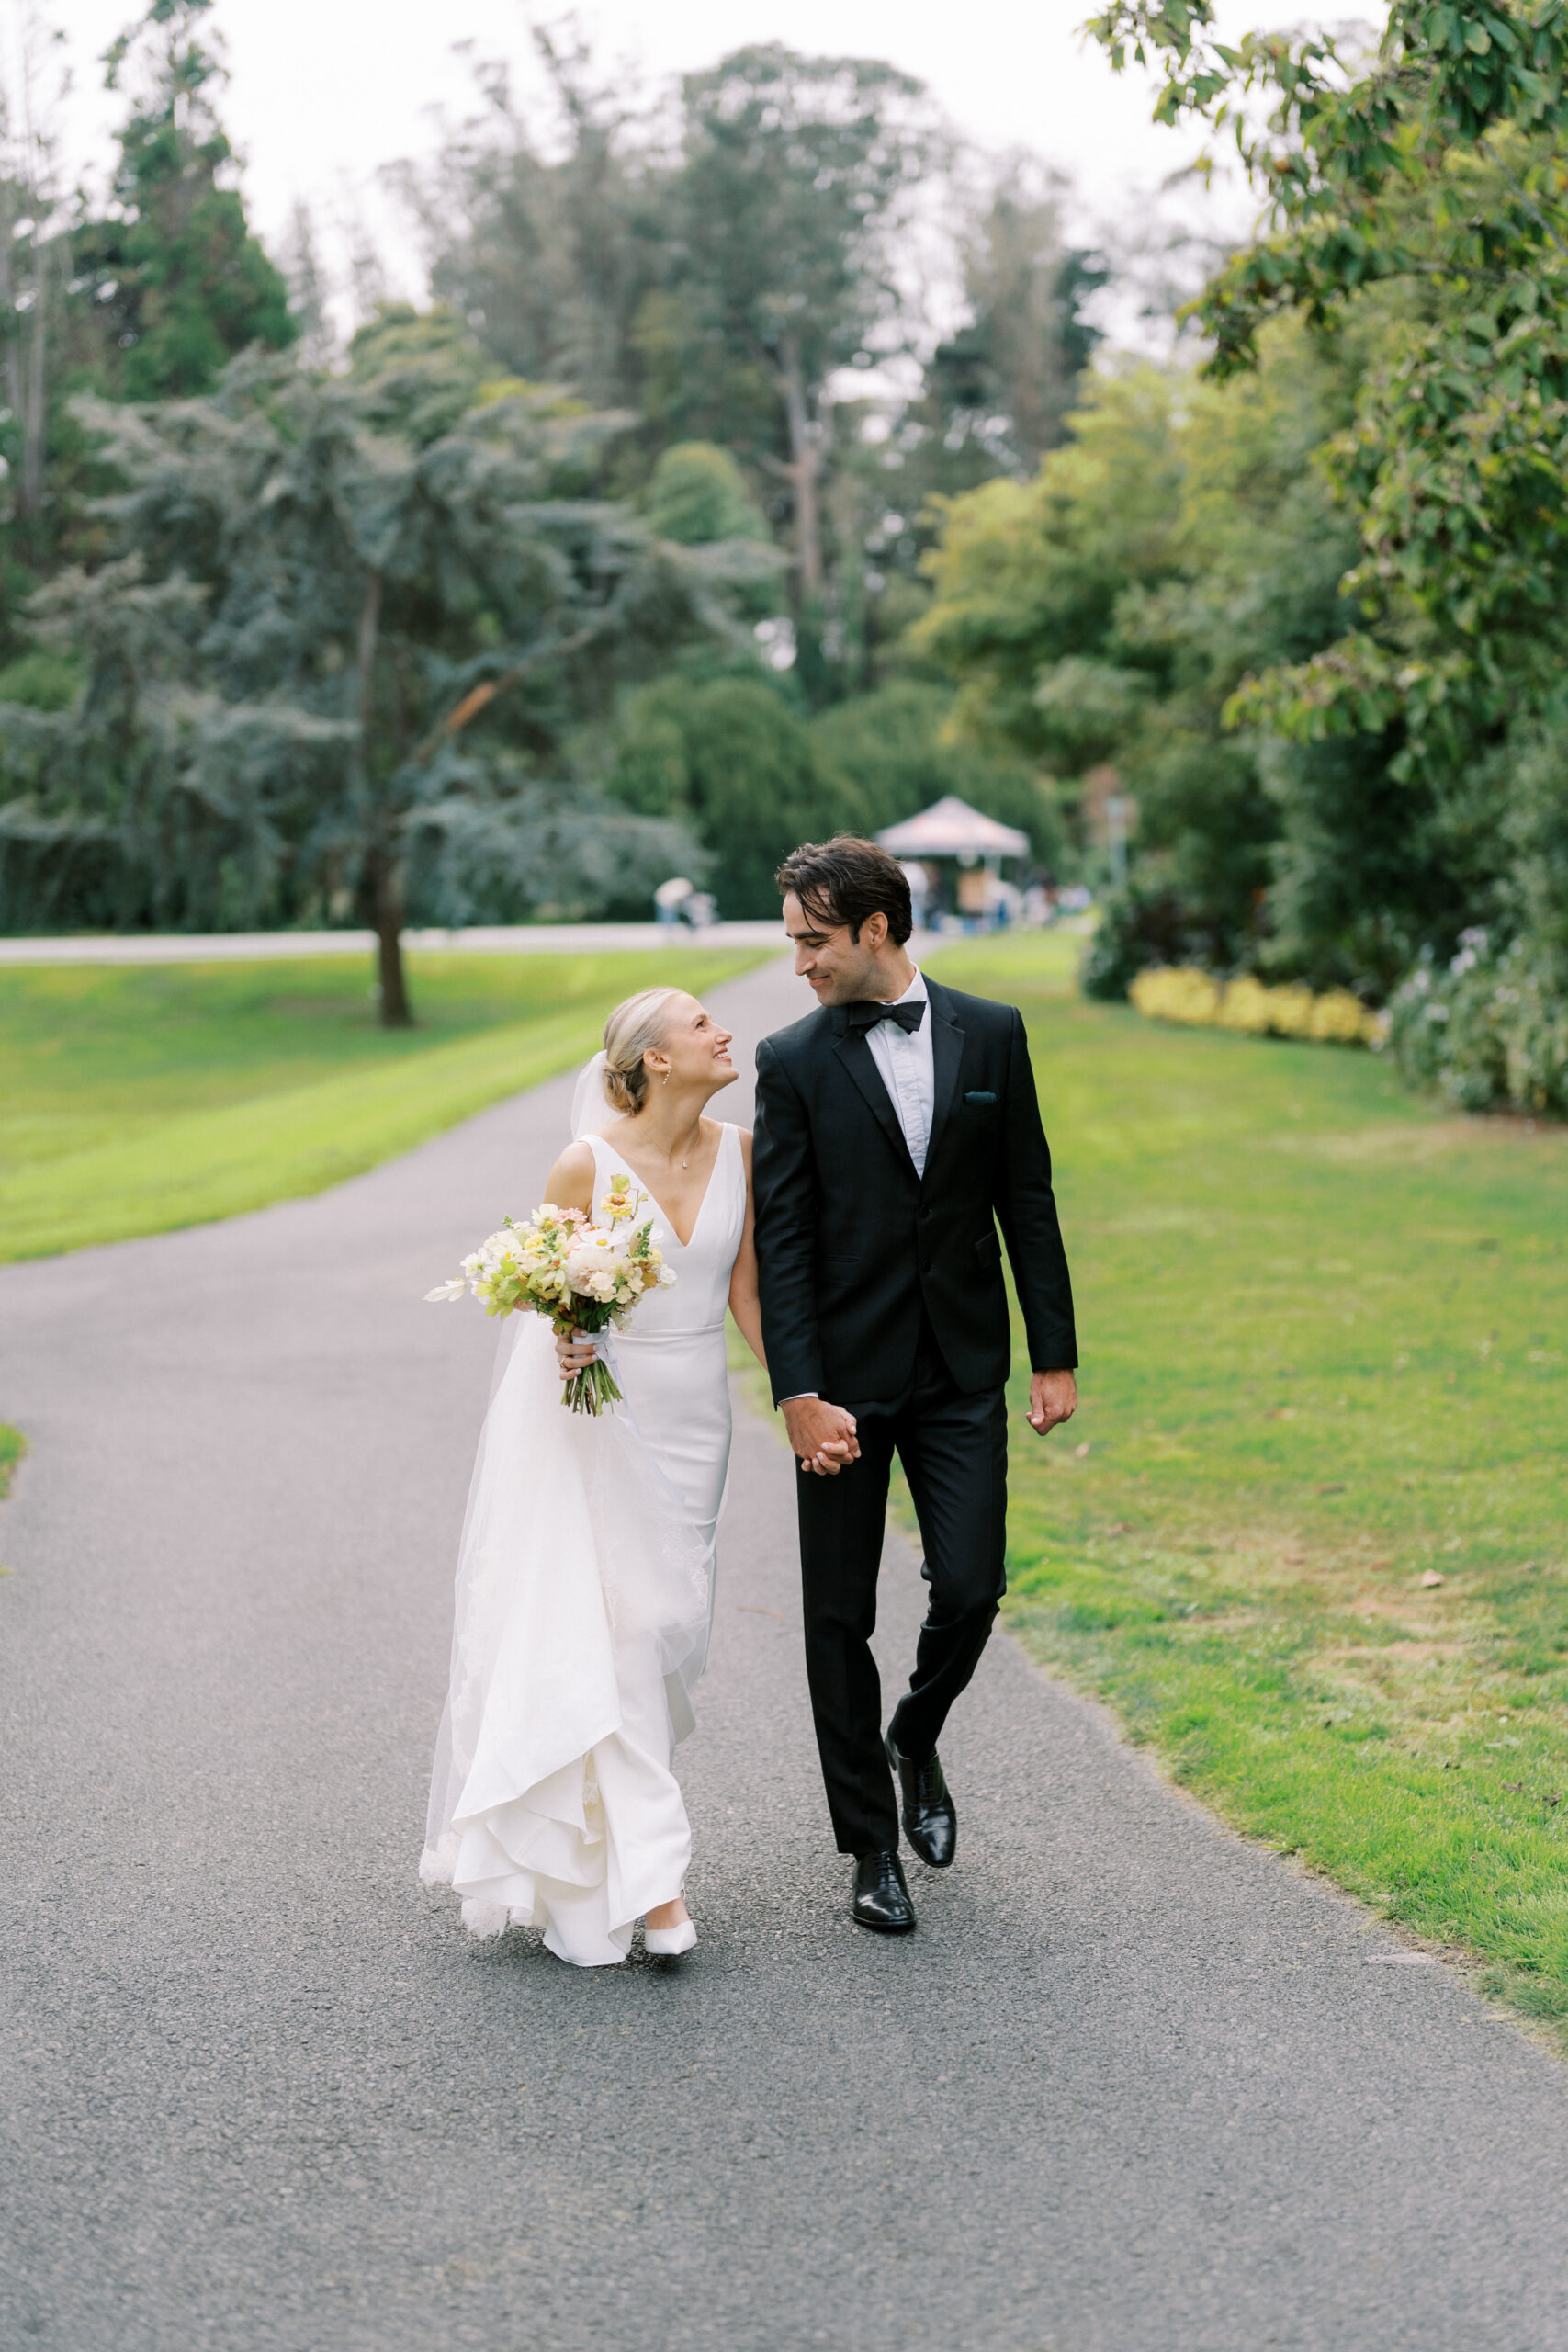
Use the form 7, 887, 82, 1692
39, 1, 1325, 342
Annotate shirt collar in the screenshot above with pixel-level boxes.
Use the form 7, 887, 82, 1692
886, 965, 926, 1008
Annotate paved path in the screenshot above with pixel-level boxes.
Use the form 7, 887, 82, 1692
0, 920, 790, 967
4, 956, 1568, 2352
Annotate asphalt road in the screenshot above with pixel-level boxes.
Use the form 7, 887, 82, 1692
4, 954, 1568, 2352
0, 919, 787, 966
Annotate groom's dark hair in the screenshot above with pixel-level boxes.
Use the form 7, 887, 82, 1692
776, 836, 913, 946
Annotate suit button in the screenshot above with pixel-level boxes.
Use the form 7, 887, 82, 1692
921, 1261, 932, 1274
919, 1206, 931, 1222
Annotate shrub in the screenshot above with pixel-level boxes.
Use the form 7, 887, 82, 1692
1311, 989, 1376, 1046
1130, 967, 1221, 1024
1216, 974, 1273, 1034
1131, 965, 1382, 1047
1388, 931, 1568, 1115
1080, 878, 1234, 1001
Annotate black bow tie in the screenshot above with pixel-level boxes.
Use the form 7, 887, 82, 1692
846, 999, 926, 1035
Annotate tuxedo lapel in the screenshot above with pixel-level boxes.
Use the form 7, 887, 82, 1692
924, 981, 965, 1166
832, 1024, 912, 1169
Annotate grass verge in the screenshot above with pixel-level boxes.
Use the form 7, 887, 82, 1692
918, 934, 1568, 2042
0, 1423, 23, 1501
1, 947, 769, 1261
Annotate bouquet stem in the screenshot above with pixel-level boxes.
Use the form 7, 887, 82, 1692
561, 1354, 624, 1416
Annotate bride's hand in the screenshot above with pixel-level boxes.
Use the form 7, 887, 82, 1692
781, 1396, 860, 1476
555, 1329, 597, 1380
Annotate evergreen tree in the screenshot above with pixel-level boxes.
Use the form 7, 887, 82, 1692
0, 352, 749, 991
389, 27, 664, 422
666, 45, 942, 685
605, 675, 860, 914
73, 0, 294, 401
921, 162, 1107, 486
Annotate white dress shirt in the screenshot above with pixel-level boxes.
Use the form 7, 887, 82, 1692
780, 966, 935, 1408
863, 965, 934, 1178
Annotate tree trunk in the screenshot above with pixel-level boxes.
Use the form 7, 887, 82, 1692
21, 225, 47, 532
778, 335, 824, 598
372, 853, 412, 1028
350, 566, 412, 1028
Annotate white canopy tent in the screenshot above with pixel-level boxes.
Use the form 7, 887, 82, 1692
875, 795, 1030, 862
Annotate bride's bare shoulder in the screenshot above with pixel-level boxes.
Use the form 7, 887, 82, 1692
542, 1136, 597, 1208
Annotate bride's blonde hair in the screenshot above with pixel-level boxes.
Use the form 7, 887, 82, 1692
603, 987, 686, 1114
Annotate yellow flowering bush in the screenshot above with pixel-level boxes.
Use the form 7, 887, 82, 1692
1130, 967, 1221, 1025
1130, 967, 1383, 1049
1216, 975, 1273, 1034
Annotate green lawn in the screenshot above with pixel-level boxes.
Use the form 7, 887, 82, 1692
922, 933, 1568, 2041
0, 948, 768, 1261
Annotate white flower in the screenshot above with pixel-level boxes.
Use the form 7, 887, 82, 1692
565, 1236, 624, 1289
424, 1279, 468, 1303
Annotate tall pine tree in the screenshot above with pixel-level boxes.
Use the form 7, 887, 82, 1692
74, 0, 294, 401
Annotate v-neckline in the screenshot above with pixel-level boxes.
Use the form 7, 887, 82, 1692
595, 1124, 726, 1251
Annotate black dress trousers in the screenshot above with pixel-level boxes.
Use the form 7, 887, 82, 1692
795, 1317, 1009, 1858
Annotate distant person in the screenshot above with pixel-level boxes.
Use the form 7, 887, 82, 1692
751, 835, 1078, 1935
899, 860, 931, 933
654, 876, 694, 929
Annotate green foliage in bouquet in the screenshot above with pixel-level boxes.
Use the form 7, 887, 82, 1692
429, 1173, 673, 1414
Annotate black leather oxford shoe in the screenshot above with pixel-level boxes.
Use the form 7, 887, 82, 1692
886, 1731, 957, 1869
852, 1849, 916, 1933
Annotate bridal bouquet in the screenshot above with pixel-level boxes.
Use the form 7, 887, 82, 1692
425, 1171, 674, 1414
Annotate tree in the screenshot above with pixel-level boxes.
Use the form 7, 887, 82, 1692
73, 0, 295, 401
346, 301, 540, 449
667, 46, 944, 678
914, 334, 1423, 985
920, 161, 1108, 486
604, 674, 860, 913
279, 198, 335, 372
808, 680, 1064, 865
1086, 2, 1568, 771
642, 443, 771, 548
0, 14, 68, 569
388, 26, 666, 424
0, 350, 743, 994
1074, 1, 1568, 1088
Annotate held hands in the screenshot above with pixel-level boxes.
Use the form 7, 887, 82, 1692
556, 1329, 597, 1381
1028, 1368, 1077, 1436
780, 1396, 861, 1477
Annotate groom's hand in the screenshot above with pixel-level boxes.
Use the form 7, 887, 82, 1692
781, 1396, 860, 1476
1028, 1368, 1077, 1436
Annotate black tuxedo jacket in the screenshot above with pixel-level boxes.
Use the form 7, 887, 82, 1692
752, 977, 1077, 1407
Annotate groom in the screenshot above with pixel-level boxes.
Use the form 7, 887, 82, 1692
752, 836, 1078, 1933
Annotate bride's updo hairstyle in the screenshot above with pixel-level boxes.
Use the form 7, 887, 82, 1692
603, 987, 685, 1113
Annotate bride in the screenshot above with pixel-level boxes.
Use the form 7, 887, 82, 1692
423, 986, 781, 1966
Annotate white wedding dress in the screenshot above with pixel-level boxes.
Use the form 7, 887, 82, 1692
421, 1069, 745, 1966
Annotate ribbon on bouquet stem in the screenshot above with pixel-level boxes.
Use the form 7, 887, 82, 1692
572, 1323, 645, 1441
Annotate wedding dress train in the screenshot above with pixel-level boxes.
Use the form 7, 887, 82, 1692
421, 1106, 744, 1966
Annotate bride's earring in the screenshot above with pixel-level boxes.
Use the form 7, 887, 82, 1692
660, 1068, 670, 1086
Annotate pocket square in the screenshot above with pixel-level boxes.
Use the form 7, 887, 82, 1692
964, 1090, 998, 1103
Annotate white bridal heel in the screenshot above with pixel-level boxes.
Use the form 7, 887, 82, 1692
645, 1918, 698, 1957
